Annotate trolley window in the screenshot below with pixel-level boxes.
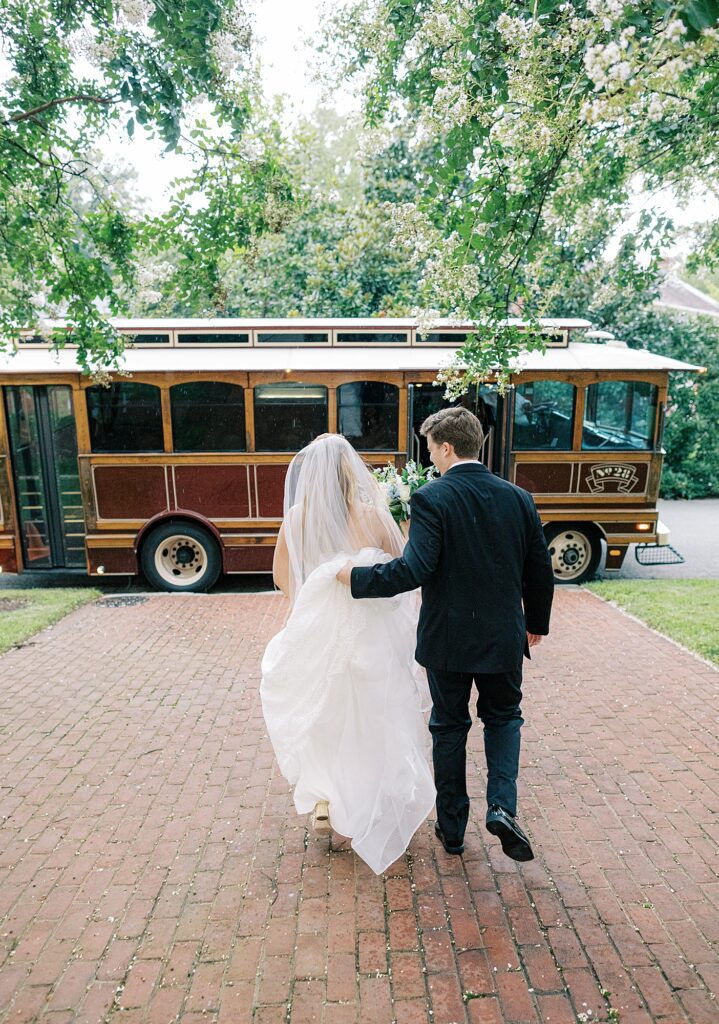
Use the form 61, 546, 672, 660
123, 333, 171, 345
582, 380, 658, 450
416, 333, 469, 345
337, 382, 399, 450
171, 382, 246, 452
512, 381, 575, 450
86, 382, 164, 453
336, 332, 408, 344
254, 383, 328, 451
177, 333, 250, 345
256, 333, 329, 345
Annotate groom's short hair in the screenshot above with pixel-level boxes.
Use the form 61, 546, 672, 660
420, 406, 484, 458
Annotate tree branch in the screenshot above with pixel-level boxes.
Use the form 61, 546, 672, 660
5, 94, 116, 124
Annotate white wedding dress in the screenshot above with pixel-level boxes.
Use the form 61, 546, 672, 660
260, 437, 436, 874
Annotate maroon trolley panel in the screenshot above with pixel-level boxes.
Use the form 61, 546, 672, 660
515, 463, 573, 494
254, 464, 288, 518
94, 465, 168, 519
173, 465, 251, 518
224, 546, 274, 572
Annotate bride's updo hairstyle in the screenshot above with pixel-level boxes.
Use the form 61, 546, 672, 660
282, 433, 403, 601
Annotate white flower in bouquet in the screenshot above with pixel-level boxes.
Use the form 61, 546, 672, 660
372, 459, 437, 524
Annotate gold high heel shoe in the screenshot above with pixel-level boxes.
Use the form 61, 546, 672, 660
312, 800, 331, 835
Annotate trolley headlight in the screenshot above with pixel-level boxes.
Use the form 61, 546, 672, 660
636, 523, 651, 532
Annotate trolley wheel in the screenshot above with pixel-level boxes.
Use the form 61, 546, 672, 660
140, 521, 222, 593
544, 523, 601, 585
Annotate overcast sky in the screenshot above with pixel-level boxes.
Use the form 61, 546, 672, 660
7, 0, 715, 257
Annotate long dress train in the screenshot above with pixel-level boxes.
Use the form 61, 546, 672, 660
260, 548, 436, 874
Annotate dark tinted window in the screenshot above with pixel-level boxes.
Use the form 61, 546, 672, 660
86, 383, 164, 453
254, 383, 328, 451
338, 382, 399, 450
513, 381, 575, 450
171, 382, 246, 452
123, 333, 171, 345
408, 383, 498, 465
416, 333, 469, 345
336, 332, 407, 344
256, 333, 329, 344
583, 380, 658, 450
177, 333, 250, 345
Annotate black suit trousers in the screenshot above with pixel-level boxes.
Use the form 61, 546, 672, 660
426, 666, 524, 845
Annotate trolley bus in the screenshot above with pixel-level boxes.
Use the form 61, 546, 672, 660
0, 317, 698, 590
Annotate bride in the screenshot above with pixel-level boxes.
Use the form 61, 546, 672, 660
260, 433, 436, 875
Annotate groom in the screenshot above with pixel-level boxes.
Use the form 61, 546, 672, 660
337, 406, 554, 860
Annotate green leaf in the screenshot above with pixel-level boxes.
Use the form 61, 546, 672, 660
680, 0, 719, 32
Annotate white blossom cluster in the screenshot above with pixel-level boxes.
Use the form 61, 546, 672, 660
211, 31, 243, 78
423, 82, 478, 134
422, 235, 481, 309
66, 2, 155, 63
133, 261, 174, 308
238, 136, 266, 163
496, 12, 544, 60
385, 202, 441, 265
118, 0, 154, 26
579, 19, 714, 133
411, 0, 474, 55
411, 307, 442, 336
67, 26, 121, 64
209, 3, 253, 89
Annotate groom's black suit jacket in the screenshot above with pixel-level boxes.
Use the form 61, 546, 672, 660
351, 463, 554, 673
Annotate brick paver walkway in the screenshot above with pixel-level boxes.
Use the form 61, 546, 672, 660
1, 589, 717, 1024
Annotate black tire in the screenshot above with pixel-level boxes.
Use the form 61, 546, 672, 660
140, 520, 222, 593
544, 523, 602, 585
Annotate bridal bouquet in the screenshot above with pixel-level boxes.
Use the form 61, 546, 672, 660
372, 460, 438, 524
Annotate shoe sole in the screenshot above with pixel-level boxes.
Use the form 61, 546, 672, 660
486, 819, 534, 861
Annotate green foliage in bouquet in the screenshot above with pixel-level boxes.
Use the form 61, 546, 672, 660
372, 459, 438, 524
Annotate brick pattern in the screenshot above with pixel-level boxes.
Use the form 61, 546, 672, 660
0, 589, 717, 1023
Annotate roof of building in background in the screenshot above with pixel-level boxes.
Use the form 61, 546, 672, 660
657, 270, 719, 319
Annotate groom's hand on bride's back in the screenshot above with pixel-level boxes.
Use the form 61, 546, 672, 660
336, 561, 355, 586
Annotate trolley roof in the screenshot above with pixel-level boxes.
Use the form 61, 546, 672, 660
0, 340, 700, 374
20, 316, 595, 330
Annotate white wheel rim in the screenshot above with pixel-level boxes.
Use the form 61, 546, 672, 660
548, 530, 592, 581
153, 534, 208, 587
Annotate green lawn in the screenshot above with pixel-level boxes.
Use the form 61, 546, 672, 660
586, 579, 719, 666
0, 588, 100, 655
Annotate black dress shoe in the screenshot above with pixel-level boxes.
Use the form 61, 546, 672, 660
434, 822, 464, 855
485, 805, 534, 862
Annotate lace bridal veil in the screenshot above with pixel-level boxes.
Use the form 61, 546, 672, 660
282, 433, 404, 604
260, 434, 435, 875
